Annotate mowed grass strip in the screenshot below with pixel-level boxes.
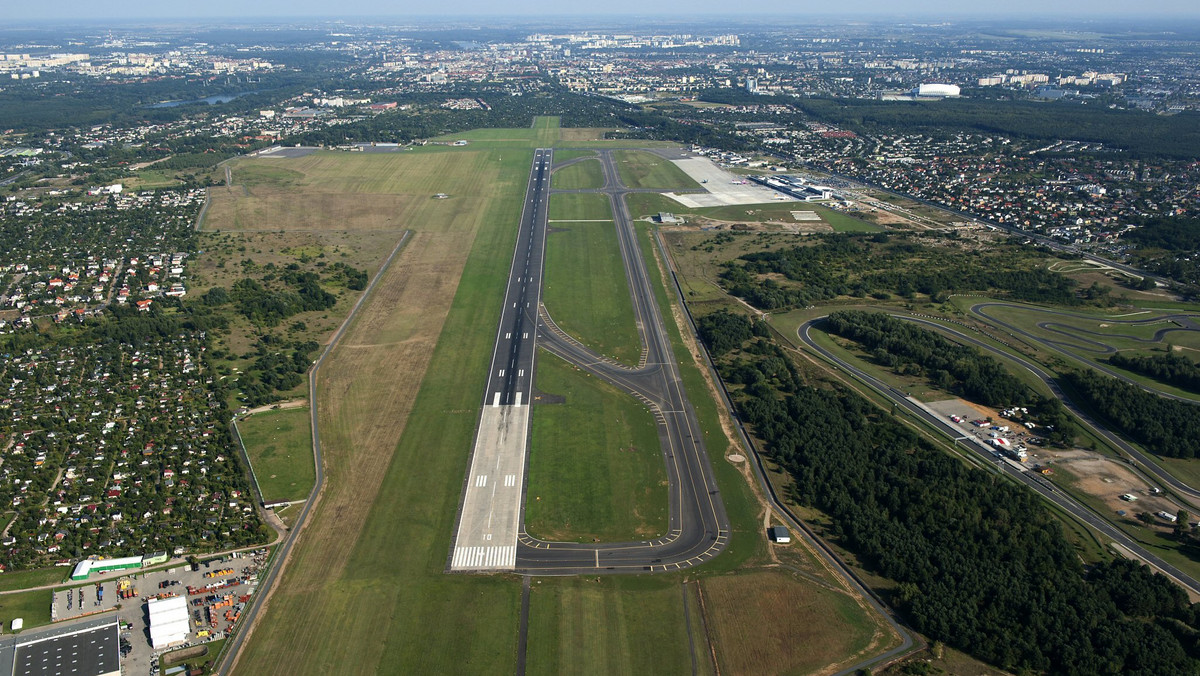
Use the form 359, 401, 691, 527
613, 150, 701, 191
551, 159, 605, 190
701, 571, 882, 675
525, 352, 668, 542
544, 195, 641, 364
230, 148, 530, 676
548, 192, 613, 222
237, 407, 316, 503
526, 576, 692, 676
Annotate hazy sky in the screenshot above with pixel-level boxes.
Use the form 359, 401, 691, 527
8, 0, 1200, 21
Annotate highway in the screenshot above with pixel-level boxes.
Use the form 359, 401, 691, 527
797, 316, 1200, 597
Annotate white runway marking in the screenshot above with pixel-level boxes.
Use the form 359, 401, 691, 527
504, 474, 516, 487
515, 392, 523, 407
492, 393, 501, 407
476, 475, 488, 487
498, 369, 505, 377
518, 369, 525, 377
506, 332, 511, 339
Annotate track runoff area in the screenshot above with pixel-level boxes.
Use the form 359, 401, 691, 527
449, 148, 729, 574
449, 149, 552, 570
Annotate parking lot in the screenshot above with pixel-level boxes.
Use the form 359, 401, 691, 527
49, 549, 268, 675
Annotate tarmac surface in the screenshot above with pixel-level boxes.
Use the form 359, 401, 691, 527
663, 156, 796, 208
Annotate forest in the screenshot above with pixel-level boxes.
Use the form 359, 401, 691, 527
719, 232, 1078, 311
1109, 351, 1200, 395
699, 310, 1200, 675
824, 310, 1074, 443
1066, 369, 1200, 459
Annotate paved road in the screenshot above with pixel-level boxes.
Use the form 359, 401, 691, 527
798, 317, 1200, 597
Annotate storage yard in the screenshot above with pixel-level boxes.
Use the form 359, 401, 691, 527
44, 549, 269, 676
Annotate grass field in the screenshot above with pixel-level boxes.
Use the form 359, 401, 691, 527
0, 566, 67, 592
549, 192, 613, 222
237, 407, 316, 503
525, 352, 667, 542
613, 150, 701, 191
702, 570, 883, 675
551, 159, 605, 190
526, 576, 693, 676
229, 147, 531, 676
543, 198, 641, 364
552, 150, 598, 163
0, 589, 52, 631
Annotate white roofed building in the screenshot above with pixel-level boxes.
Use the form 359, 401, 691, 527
147, 596, 190, 650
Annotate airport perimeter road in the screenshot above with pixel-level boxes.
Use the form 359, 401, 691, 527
798, 318, 1200, 597
449, 149, 553, 572
512, 149, 730, 574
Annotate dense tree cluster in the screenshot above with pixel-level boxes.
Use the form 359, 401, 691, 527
1109, 351, 1200, 394
225, 270, 336, 326
720, 233, 1078, 311
1066, 369, 1200, 459
700, 324, 1200, 674
696, 309, 759, 357
825, 311, 1075, 443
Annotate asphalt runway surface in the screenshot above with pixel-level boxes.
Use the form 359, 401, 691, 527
799, 316, 1200, 596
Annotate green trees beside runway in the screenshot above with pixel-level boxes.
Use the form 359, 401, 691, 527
1067, 369, 1200, 459
825, 311, 1075, 444
698, 322, 1200, 675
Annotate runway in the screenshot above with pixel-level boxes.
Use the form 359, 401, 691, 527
449, 149, 730, 574
449, 149, 552, 571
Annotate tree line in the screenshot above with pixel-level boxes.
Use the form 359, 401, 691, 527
1066, 369, 1200, 459
698, 310, 1200, 675
1109, 351, 1200, 395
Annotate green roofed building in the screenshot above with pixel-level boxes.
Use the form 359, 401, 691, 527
70, 556, 143, 581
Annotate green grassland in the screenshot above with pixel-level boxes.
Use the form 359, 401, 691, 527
237, 407, 316, 503
543, 198, 641, 364
548, 192, 614, 222
0, 566, 68, 592
526, 576, 693, 676
551, 159, 605, 190
0, 589, 52, 631
525, 352, 668, 542
612, 150, 701, 191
